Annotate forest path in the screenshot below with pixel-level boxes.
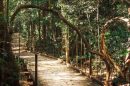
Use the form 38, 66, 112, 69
11, 33, 100, 86
20, 51, 99, 86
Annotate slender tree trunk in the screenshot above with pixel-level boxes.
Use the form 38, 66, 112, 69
80, 39, 83, 70
30, 22, 33, 51
6, 0, 9, 27
65, 30, 70, 66
100, 33, 111, 85
41, 11, 47, 40
76, 36, 78, 67
27, 24, 30, 50
38, 10, 41, 41
42, 25, 46, 40
32, 22, 35, 52
89, 56, 92, 75
104, 61, 111, 86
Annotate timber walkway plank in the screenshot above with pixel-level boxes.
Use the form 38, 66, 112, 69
19, 51, 100, 86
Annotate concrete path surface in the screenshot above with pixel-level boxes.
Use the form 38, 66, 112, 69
20, 51, 100, 86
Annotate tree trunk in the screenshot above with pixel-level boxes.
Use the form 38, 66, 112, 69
104, 61, 111, 86
27, 24, 30, 50
38, 10, 41, 41
31, 22, 35, 52
0, 0, 12, 54
42, 25, 46, 40
0, 0, 6, 42
76, 36, 78, 67
6, 0, 9, 26
89, 56, 92, 75
100, 32, 112, 85
0, 0, 13, 85
65, 30, 70, 66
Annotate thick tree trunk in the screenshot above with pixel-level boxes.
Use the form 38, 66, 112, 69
0, 0, 14, 85
0, 0, 12, 54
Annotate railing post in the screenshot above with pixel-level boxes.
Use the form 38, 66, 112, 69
35, 53, 38, 86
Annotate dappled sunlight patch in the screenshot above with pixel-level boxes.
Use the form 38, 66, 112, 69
20, 56, 34, 58
39, 74, 87, 80
38, 60, 59, 65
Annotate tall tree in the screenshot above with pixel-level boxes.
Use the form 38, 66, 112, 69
0, 0, 19, 85
0, 1, 4, 85
0, 0, 12, 53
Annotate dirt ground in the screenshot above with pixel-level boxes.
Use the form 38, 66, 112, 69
20, 51, 100, 86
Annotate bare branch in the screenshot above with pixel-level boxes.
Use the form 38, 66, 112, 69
102, 17, 129, 33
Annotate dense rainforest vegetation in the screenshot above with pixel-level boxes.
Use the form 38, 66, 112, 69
0, 0, 130, 86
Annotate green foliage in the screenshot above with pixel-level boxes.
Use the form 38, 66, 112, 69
83, 53, 95, 59
9, 0, 130, 67
105, 23, 130, 60
0, 56, 19, 86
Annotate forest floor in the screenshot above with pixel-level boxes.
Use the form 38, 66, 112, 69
19, 51, 100, 86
